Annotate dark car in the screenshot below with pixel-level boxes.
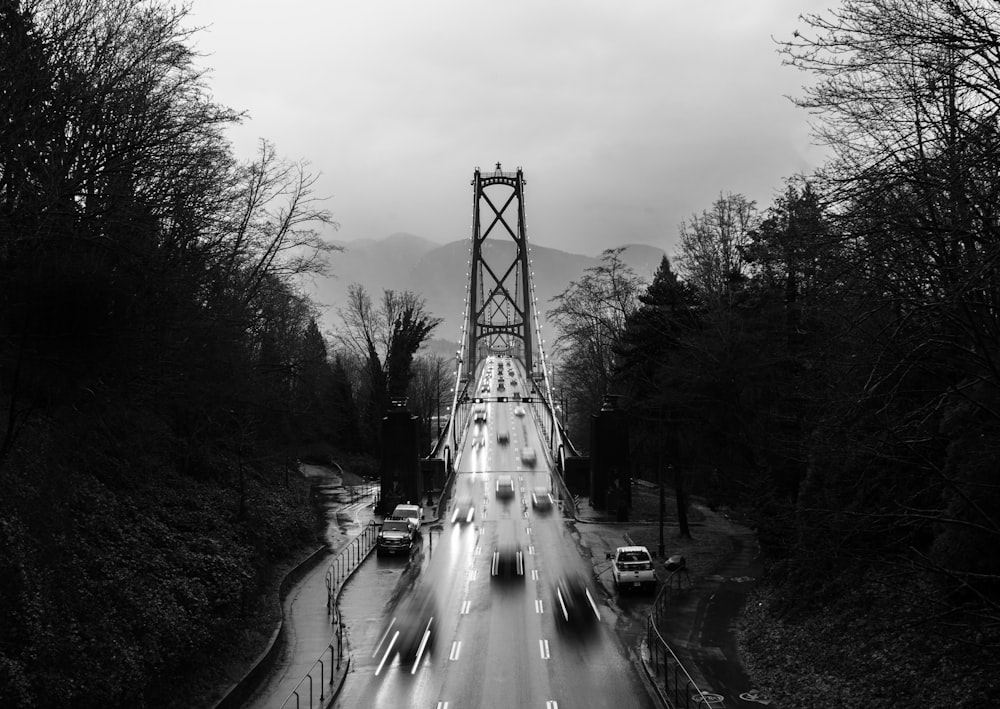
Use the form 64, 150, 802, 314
491, 541, 524, 580
377, 587, 438, 675
496, 475, 515, 499
553, 573, 601, 630
451, 495, 476, 524
531, 485, 552, 511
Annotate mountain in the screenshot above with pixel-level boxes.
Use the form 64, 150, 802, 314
312, 235, 667, 346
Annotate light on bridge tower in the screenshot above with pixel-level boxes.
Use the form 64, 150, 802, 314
465, 163, 535, 376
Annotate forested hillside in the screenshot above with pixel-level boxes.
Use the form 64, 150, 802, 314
0, 1, 352, 705
544, 3, 1000, 704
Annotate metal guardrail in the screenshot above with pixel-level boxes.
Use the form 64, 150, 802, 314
325, 520, 379, 611
645, 568, 710, 709
277, 515, 380, 709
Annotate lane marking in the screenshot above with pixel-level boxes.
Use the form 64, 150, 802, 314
470, 569, 478, 581
528, 545, 536, 555
546, 702, 559, 709
374, 630, 399, 676
372, 618, 397, 657
461, 599, 471, 614
585, 588, 601, 619
539, 638, 550, 660
535, 598, 544, 614
531, 569, 539, 581
411, 618, 434, 675
449, 641, 462, 661
437, 702, 449, 709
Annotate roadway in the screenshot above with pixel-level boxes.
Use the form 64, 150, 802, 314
332, 357, 655, 709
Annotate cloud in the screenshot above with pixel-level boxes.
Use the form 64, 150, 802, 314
189, 0, 833, 257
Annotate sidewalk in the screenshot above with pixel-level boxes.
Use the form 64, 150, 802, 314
212, 466, 378, 709
569, 483, 774, 708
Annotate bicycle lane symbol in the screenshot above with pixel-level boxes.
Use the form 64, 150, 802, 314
693, 691, 725, 705
739, 688, 772, 705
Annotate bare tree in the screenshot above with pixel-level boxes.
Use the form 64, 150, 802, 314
548, 248, 646, 445
674, 192, 758, 309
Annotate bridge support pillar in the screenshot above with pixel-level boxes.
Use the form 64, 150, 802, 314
589, 396, 630, 516
380, 404, 421, 513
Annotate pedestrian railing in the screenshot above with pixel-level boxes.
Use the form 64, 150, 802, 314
645, 567, 709, 709
324, 520, 379, 609
278, 508, 379, 709
345, 479, 380, 507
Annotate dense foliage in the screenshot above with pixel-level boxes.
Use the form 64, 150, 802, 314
0, 1, 364, 705
548, 1, 1000, 702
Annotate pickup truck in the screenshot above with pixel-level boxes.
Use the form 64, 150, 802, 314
607, 545, 657, 593
376, 517, 416, 556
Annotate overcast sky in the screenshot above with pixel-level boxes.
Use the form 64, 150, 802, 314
188, 0, 835, 259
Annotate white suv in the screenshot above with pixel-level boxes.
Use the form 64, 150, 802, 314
608, 545, 657, 593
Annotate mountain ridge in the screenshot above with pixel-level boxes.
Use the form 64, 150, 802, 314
313, 234, 667, 343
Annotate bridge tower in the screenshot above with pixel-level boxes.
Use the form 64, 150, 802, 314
465, 163, 535, 378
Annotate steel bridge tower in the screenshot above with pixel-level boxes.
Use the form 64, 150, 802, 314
465, 163, 536, 378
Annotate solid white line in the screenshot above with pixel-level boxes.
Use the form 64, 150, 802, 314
412, 618, 433, 675
450, 641, 462, 661
375, 631, 399, 676
372, 618, 397, 657
539, 639, 550, 659
556, 589, 569, 621
586, 588, 601, 619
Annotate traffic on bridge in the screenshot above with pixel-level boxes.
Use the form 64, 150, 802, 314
332, 355, 655, 709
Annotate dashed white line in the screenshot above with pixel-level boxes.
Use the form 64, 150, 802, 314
450, 641, 462, 661
528, 545, 536, 555
535, 599, 544, 614
546, 701, 558, 709
437, 702, 450, 709
461, 599, 471, 614
539, 639, 550, 659
531, 569, 539, 581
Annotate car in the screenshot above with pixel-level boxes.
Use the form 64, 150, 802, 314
473, 404, 487, 423
377, 518, 417, 556
553, 572, 601, 629
520, 447, 536, 466
513, 404, 525, 417
471, 432, 486, 449
497, 381, 505, 391
491, 541, 524, 580
451, 495, 475, 524
607, 545, 657, 592
391, 503, 422, 529
496, 475, 515, 499
531, 485, 553, 510
496, 428, 509, 444
378, 586, 437, 674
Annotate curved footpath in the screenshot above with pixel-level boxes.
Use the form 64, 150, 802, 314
213, 473, 771, 709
